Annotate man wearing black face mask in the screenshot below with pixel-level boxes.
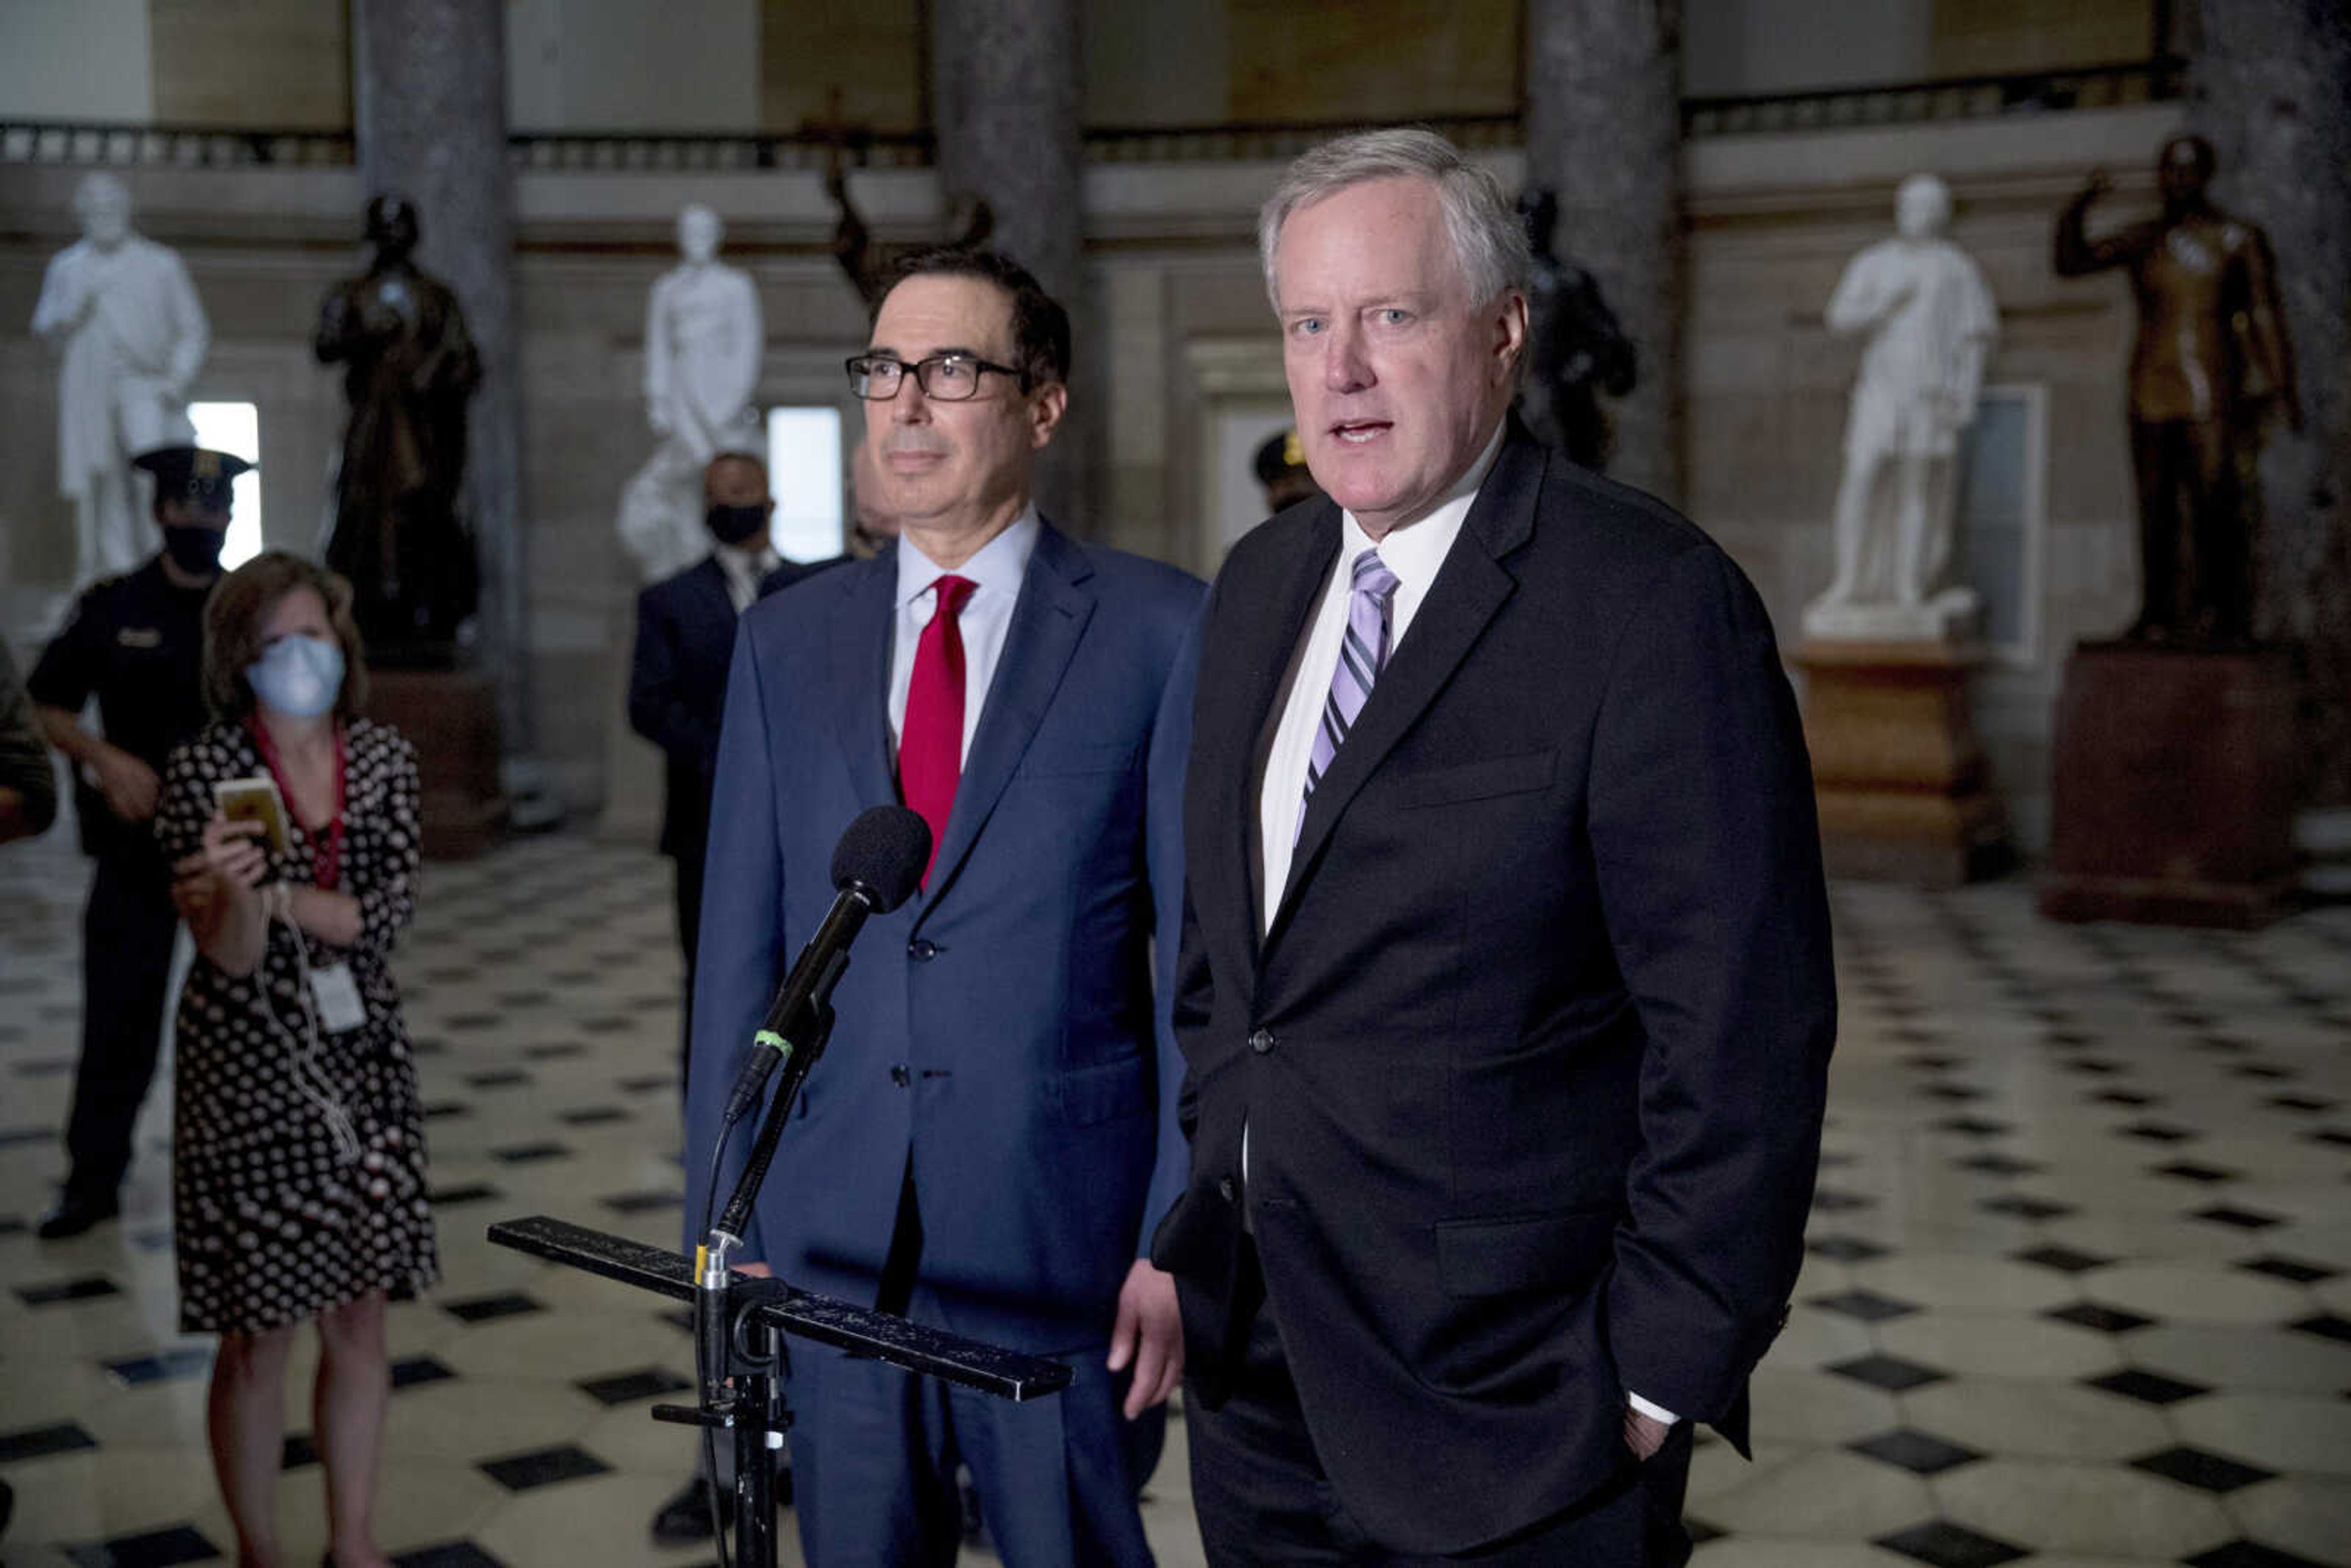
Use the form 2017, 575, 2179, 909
629, 451, 830, 1086
28, 443, 251, 1239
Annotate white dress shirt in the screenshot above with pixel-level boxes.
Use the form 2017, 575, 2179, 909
713, 541, 782, 614
1256, 423, 1502, 925
885, 508, 1041, 764
1247, 423, 1679, 1428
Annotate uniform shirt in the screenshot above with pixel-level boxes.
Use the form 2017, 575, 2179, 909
28, 558, 213, 859
885, 509, 1041, 764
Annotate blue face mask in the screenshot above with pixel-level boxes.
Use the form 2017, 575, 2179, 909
246, 634, 345, 718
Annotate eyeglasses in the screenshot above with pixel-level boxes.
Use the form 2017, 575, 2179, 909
846, 353, 1026, 402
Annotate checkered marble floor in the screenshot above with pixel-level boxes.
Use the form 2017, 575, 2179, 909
3, 827, 2349, 1567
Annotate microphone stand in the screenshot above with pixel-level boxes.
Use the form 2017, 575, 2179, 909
489, 1025, 1071, 1568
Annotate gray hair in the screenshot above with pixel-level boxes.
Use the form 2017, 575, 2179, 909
1258, 128, 1531, 314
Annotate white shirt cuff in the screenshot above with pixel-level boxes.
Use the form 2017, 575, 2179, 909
1626, 1391, 1681, 1426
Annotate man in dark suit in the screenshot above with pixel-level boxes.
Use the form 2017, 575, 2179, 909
684, 246, 1201, 1566
1152, 129, 1836, 1565
629, 451, 825, 1065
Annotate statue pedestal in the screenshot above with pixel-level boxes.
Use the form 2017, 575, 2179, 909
2041, 643, 2296, 929
1794, 638, 2008, 887
366, 669, 504, 861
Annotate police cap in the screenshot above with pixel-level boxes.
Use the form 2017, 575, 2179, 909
132, 445, 255, 512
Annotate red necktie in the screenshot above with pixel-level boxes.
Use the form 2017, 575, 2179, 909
899, 574, 977, 885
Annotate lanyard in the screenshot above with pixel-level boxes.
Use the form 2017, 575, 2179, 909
249, 717, 347, 893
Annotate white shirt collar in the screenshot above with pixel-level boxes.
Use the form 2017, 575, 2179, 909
1335, 420, 1507, 612
894, 505, 1041, 609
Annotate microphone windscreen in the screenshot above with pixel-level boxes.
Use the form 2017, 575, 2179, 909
830, 806, 932, 912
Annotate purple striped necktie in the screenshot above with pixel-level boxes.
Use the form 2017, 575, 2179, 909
1299, 547, 1401, 841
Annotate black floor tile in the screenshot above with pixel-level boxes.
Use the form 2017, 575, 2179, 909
1873, 1519, 2028, 1568
2129, 1444, 2274, 1492
462, 1069, 531, 1090
478, 1442, 612, 1491
1934, 1116, 2012, 1137
282, 1431, 318, 1470
2240, 1255, 2338, 1286
2085, 1367, 2210, 1406
64, 1523, 222, 1566
105, 1345, 213, 1386
429, 1183, 504, 1207
1952, 1153, 2041, 1176
443, 1291, 547, 1325
16, 1275, 121, 1307
1978, 1195, 2075, 1221
2152, 1160, 2240, 1184
2045, 1301, 2154, 1333
0, 1419, 100, 1463
558, 1106, 632, 1126
2191, 1204, 2285, 1231
2289, 1313, 2351, 1345
1807, 1235, 1889, 1263
522, 1042, 587, 1061
420, 1100, 471, 1120
1827, 1354, 1949, 1393
1849, 1428, 1981, 1476
576, 1366, 694, 1406
1810, 1289, 1921, 1323
2012, 1244, 2113, 1274
2184, 1543, 2334, 1568
391, 1354, 459, 1390
2117, 1120, 2197, 1142
600, 1190, 683, 1215
489, 1141, 574, 1163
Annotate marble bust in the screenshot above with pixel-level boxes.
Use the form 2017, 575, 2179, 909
1805, 174, 1998, 643
30, 173, 211, 588
616, 205, 765, 582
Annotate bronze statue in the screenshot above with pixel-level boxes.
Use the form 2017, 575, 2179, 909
827, 166, 994, 310
2055, 135, 2301, 645
1515, 189, 1637, 472
317, 193, 482, 660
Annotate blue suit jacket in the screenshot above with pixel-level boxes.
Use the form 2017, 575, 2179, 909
627, 553, 816, 861
683, 522, 1204, 1356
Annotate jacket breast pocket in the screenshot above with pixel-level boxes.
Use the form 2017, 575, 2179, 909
1435, 1205, 1618, 1299
1395, 749, 1555, 809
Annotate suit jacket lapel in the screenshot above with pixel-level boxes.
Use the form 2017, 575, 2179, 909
1209, 505, 1343, 964
826, 554, 901, 813
1266, 430, 1547, 947
917, 521, 1095, 911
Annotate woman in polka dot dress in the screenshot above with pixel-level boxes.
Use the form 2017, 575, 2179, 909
157, 551, 436, 1568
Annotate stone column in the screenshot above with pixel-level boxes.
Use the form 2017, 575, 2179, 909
351, 0, 531, 760
929, 0, 1092, 527
1524, 0, 1684, 504
2189, 0, 2351, 805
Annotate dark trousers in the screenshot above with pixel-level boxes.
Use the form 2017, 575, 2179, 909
1188, 1247, 1693, 1567
673, 844, 705, 1092
64, 850, 180, 1201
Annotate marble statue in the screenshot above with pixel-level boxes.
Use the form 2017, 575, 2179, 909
1806, 174, 1998, 642
30, 173, 211, 588
617, 205, 767, 582
1515, 189, 1636, 471
2055, 135, 2301, 645
317, 193, 482, 660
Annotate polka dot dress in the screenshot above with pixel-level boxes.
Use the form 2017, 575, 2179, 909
156, 718, 439, 1335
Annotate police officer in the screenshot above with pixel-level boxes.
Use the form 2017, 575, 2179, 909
29, 444, 252, 1240
1253, 426, 1322, 512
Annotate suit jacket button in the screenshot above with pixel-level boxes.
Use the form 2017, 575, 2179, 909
890, 1063, 911, 1087
908, 938, 938, 961
1217, 1176, 1237, 1202
1248, 1029, 1275, 1054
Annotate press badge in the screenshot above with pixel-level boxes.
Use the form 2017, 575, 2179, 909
310, 964, 367, 1033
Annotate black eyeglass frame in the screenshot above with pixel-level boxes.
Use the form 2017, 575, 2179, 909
844, 353, 1030, 401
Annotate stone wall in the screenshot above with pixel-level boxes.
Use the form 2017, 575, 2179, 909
0, 102, 2183, 850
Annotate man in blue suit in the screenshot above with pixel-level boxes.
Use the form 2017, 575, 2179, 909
684, 246, 1202, 1566
629, 451, 830, 1082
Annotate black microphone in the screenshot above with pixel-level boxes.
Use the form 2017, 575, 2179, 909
717, 806, 931, 1129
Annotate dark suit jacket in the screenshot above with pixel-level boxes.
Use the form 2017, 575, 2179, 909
683, 522, 1205, 1356
1152, 426, 1836, 1555
627, 553, 814, 863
